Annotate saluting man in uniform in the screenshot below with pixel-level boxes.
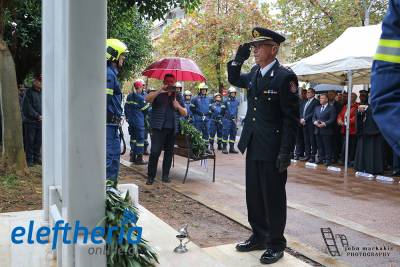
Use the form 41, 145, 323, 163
227, 27, 299, 264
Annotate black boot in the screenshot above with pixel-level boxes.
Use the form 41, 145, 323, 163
222, 144, 228, 154
217, 143, 223, 150
209, 142, 215, 151
229, 144, 238, 154
146, 177, 154, 185
129, 153, 136, 163
143, 144, 149, 155
135, 154, 148, 165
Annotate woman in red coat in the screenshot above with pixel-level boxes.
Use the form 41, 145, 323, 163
337, 93, 359, 165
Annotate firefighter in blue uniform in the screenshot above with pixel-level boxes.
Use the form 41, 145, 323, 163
222, 87, 240, 154
371, 0, 400, 157
124, 80, 150, 165
227, 27, 299, 264
141, 82, 150, 155
209, 93, 224, 151
190, 82, 212, 153
106, 38, 128, 181
183, 90, 193, 123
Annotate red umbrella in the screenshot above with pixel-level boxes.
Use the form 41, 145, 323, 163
142, 57, 206, 82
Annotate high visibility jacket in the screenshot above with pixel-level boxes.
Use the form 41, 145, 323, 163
371, 0, 400, 156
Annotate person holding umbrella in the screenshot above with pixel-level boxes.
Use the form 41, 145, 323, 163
145, 74, 187, 185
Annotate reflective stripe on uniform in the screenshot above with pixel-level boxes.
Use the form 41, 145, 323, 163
125, 101, 135, 104
374, 39, 400, 63
136, 143, 144, 147
106, 88, 114, 95
229, 140, 235, 143
130, 140, 137, 144
141, 103, 150, 111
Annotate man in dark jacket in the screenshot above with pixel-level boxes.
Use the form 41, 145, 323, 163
145, 74, 187, 185
312, 94, 336, 166
22, 73, 42, 167
299, 88, 319, 162
227, 27, 299, 264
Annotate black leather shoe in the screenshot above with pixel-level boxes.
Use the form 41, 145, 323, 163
315, 159, 323, 164
135, 155, 148, 165
162, 177, 171, 183
293, 155, 299, 160
236, 238, 267, 252
308, 157, 315, 163
299, 156, 309, 161
260, 248, 284, 264
146, 177, 154, 185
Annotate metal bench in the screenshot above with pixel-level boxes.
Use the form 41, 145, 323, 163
173, 134, 216, 184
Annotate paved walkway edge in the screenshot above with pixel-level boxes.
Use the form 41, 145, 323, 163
120, 159, 349, 267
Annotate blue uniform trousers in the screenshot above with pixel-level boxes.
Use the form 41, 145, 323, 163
106, 125, 120, 181
209, 119, 223, 145
222, 118, 237, 145
194, 119, 210, 142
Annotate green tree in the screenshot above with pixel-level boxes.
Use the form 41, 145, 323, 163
274, 0, 388, 62
0, 0, 201, 174
155, 0, 274, 92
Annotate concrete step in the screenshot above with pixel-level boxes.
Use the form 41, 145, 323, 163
203, 243, 311, 267
137, 205, 227, 267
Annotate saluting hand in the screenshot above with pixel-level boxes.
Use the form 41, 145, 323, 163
234, 43, 251, 64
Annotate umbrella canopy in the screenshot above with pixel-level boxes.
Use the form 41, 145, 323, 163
142, 57, 206, 82
314, 84, 344, 93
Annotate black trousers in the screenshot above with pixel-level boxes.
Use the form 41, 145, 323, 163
303, 123, 317, 157
295, 125, 305, 157
24, 122, 42, 163
341, 135, 357, 163
245, 160, 287, 251
147, 128, 175, 179
316, 134, 332, 161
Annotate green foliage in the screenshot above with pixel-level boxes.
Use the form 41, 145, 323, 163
2, 0, 41, 83
0, 173, 19, 188
155, 0, 273, 91
124, 0, 201, 20
105, 180, 159, 267
274, 0, 388, 62
179, 120, 207, 157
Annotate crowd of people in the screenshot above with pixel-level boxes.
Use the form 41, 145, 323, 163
122, 74, 241, 184
294, 87, 400, 175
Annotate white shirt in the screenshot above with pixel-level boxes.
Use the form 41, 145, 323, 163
321, 103, 328, 112
260, 59, 277, 77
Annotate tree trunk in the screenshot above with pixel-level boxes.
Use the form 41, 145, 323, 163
0, 39, 28, 175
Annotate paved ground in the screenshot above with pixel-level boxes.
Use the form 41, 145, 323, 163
121, 128, 400, 267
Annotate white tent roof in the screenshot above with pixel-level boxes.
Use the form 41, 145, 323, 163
289, 24, 381, 85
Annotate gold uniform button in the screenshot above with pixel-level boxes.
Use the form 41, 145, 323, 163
268, 97, 271, 101
253, 107, 256, 111
252, 118, 256, 121
254, 97, 258, 100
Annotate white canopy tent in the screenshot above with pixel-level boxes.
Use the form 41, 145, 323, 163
289, 24, 382, 174
290, 24, 381, 85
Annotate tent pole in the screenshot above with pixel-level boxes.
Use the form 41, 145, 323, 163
344, 70, 353, 175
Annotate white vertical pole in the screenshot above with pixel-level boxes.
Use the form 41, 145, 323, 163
63, 0, 107, 265
42, 0, 56, 222
344, 70, 353, 175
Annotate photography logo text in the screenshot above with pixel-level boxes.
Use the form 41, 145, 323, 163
320, 227, 393, 257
